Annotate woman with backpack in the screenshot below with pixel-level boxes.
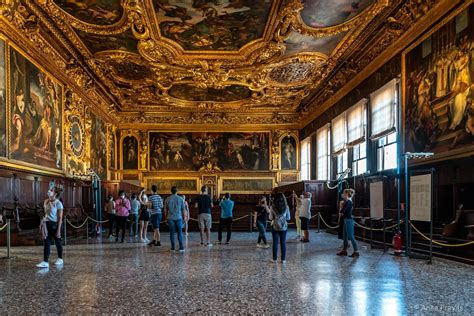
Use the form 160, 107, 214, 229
138, 188, 151, 243
267, 192, 291, 263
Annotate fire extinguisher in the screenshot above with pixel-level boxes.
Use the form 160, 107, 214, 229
393, 230, 402, 256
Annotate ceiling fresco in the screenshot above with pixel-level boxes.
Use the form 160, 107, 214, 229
20, 0, 430, 126
152, 0, 274, 51
300, 0, 373, 28
53, 0, 124, 25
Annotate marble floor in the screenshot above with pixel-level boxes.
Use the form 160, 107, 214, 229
0, 231, 472, 315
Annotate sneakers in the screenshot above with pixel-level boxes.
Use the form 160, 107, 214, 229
179, 249, 185, 253
256, 243, 262, 248
148, 240, 156, 246
55, 258, 64, 265
225, 242, 230, 245
140, 238, 147, 243
216, 241, 222, 245
207, 243, 213, 247
156, 241, 161, 246
270, 259, 277, 263
36, 261, 49, 268
281, 260, 286, 264
349, 252, 360, 258
262, 244, 270, 249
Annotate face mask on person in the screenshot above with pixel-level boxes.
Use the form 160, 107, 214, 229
120, 195, 126, 199
300, 195, 304, 199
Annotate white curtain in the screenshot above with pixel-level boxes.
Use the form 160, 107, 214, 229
370, 79, 398, 139
346, 98, 367, 147
316, 125, 329, 181
331, 112, 346, 155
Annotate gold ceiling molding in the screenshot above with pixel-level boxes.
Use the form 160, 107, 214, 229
299, 0, 455, 126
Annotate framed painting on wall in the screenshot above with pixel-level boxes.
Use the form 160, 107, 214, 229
122, 135, 138, 170
280, 135, 298, 170
9, 46, 63, 170
0, 38, 6, 157
220, 178, 274, 194
148, 132, 269, 171
403, 4, 474, 158
90, 113, 107, 179
145, 178, 198, 194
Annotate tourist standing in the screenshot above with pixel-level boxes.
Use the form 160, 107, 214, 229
267, 192, 291, 263
195, 186, 213, 246
217, 193, 234, 245
337, 189, 359, 257
115, 191, 130, 243
138, 189, 150, 243
105, 195, 116, 239
148, 185, 164, 246
129, 193, 140, 237
253, 196, 270, 248
164, 186, 186, 252
293, 192, 312, 242
37, 187, 64, 268
294, 193, 302, 239
181, 195, 190, 236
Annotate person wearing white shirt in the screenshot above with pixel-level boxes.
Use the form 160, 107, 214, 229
293, 192, 312, 242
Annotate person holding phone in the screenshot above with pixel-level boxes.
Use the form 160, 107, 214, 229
253, 196, 270, 249
217, 193, 234, 245
115, 191, 131, 243
138, 188, 151, 243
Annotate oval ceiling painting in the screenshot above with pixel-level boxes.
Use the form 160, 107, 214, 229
301, 0, 373, 28
152, 0, 274, 51
169, 84, 251, 102
54, 0, 124, 26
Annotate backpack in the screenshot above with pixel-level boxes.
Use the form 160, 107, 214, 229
272, 209, 288, 231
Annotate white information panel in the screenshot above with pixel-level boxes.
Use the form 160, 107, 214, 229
410, 174, 432, 222
370, 181, 384, 218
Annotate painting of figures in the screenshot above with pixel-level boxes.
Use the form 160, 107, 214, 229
169, 84, 251, 102
149, 132, 269, 171
280, 135, 297, 170
109, 127, 116, 169
54, 0, 123, 25
122, 135, 138, 170
152, 0, 273, 51
90, 113, 107, 179
10, 48, 62, 169
147, 179, 198, 193
300, 0, 373, 28
0, 39, 6, 157
404, 6, 474, 154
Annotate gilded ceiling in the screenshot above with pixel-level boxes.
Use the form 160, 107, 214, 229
1, 0, 445, 127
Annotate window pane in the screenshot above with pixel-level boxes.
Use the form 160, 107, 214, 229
331, 113, 346, 153
384, 143, 398, 170
377, 147, 384, 171
360, 141, 367, 158
353, 144, 360, 160
347, 99, 366, 144
387, 131, 397, 144
357, 159, 367, 174
370, 79, 397, 138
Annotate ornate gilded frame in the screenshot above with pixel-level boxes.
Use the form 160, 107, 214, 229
219, 176, 275, 195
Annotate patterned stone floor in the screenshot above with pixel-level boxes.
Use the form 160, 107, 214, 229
0, 231, 472, 315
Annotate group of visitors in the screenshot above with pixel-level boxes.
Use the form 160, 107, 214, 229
36, 184, 359, 268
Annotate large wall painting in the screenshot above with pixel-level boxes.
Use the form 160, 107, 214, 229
122, 135, 138, 170
221, 178, 274, 193
109, 127, 116, 169
152, 0, 273, 51
404, 5, 474, 155
90, 113, 107, 179
280, 135, 297, 170
10, 47, 63, 170
145, 178, 198, 194
0, 39, 6, 157
149, 132, 269, 171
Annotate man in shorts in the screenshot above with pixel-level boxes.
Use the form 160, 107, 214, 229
148, 185, 163, 246
195, 186, 213, 246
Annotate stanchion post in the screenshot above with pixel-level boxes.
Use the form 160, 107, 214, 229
63, 217, 67, 246
317, 213, 320, 233
7, 219, 11, 259
86, 217, 89, 244
383, 220, 386, 253
370, 219, 373, 249
249, 212, 252, 232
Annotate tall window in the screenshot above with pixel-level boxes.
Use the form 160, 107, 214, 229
347, 99, 367, 176
331, 113, 346, 155
370, 79, 399, 171
316, 125, 330, 181
300, 138, 311, 181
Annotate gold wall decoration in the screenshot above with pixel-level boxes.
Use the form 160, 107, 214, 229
220, 177, 275, 194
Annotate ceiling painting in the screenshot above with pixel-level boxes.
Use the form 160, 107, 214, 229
168, 84, 251, 102
283, 31, 347, 57
76, 29, 139, 55
53, 0, 124, 25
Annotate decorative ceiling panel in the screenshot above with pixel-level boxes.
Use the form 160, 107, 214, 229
151, 0, 274, 51
17, 0, 434, 126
